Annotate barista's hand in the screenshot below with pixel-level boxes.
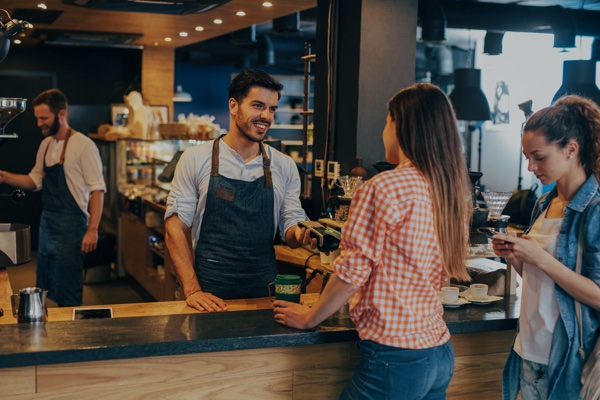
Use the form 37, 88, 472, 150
186, 290, 227, 312
295, 226, 318, 249
81, 229, 98, 253
273, 300, 313, 329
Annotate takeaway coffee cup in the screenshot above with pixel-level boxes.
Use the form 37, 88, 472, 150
470, 283, 489, 300
268, 274, 302, 303
441, 286, 459, 303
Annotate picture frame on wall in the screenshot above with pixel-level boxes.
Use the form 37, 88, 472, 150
111, 104, 170, 127
111, 103, 128, 127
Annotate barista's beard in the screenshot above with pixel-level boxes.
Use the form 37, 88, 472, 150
47, 115, 61, 136
235, 121, 266, 144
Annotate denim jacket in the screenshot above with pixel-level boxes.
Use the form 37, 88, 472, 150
503, 174, 600, 400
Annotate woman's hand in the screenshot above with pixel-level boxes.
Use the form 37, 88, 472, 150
493, 233, 553, 272
273, 300, 314, 329
491, 231, 518, 262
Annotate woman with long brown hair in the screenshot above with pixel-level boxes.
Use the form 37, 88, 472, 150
492, 95, 600, 400
273, 83, 472, 399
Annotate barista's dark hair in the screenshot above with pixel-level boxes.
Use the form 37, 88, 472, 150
524, 94, 600, 182
228, 70, 284, 103
388, 83, 472, 282
32, 89, 68, 115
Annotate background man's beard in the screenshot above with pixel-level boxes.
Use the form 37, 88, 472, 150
48, 117, 60, 136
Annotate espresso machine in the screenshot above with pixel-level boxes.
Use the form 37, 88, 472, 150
0, 98, 31, 268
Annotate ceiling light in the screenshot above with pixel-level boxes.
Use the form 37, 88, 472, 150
419, 0, 446, 42
164, 37, 172, 42
37, 3, 47, 10
552, 60, 600, 105
13, 39, 21, 45
195, 26, 204, 32
236, 11, 246, 17
449, 68, 491, 121
179, 32, 188, 37
153, 41, 159, 46
262, 2, 273, 7
483, 32, 504, 55
213, 19, 223, 24
173, 85, 192, 103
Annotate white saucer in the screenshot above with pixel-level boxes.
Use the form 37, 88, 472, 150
438, 293, 470, 308
460, 293, 503, 305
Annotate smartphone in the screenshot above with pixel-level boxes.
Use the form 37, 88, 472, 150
477, 227, 500, 238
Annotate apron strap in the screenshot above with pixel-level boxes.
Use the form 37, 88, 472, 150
210, 136, 273, 187
260, 142, 272, 188
43, 128, 73, 165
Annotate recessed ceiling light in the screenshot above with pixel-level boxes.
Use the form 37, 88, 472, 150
164, 37, 172, 42
236, 11, 246, 17
262, 2, 273, 7
13, 39, 22, 45
213, 19, 223, 24
179, 32, 188, 37
195, 26, 205, 32
37, 3, 47, 10
153, 41, 159, 46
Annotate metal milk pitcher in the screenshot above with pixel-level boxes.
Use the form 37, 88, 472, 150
11, 287, 48, 323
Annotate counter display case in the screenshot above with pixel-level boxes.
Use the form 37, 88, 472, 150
117, 138, 202, 301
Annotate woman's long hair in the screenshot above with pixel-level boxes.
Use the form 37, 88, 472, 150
388, 83, 472, 281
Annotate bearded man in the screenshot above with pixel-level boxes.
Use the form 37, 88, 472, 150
0, 89, 105, 306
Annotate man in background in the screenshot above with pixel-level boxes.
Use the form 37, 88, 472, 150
0, 89, 106, 306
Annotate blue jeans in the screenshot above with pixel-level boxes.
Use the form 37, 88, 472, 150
519, 358, 549, 400
340, 340, 455, 400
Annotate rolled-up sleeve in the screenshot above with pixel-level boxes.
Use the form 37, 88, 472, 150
273, 152, 308, 240
81, 141, 106, 193
164, 148, 205, 228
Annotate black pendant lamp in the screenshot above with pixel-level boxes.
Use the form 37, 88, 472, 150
449, 68, 491, 121
552, 60, 600, 106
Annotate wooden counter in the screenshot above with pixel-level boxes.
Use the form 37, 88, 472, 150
0, 267, 517, 399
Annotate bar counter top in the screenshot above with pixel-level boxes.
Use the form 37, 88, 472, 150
0, 286, 519, 369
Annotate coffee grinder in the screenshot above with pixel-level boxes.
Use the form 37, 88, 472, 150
481, 191, 513, 235
0, 98, 31, 267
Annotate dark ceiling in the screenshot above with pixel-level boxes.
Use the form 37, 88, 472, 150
3, 1, 600, 72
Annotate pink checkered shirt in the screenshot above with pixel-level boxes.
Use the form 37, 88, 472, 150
334, 160, 450, 349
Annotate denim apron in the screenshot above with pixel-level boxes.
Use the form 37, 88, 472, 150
194, 138, 276, 299
36, 130, 87, 306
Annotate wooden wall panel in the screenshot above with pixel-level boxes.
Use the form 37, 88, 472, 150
141, 47, 174, 121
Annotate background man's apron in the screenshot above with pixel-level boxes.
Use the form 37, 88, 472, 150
194, 138, 276, 299
37, 130, 87, 306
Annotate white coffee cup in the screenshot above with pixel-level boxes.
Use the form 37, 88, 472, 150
470, 283, 489, 300
441, 286, 460, 303
328, 248, 341, 265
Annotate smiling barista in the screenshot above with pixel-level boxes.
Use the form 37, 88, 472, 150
165, 70, 316, 312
